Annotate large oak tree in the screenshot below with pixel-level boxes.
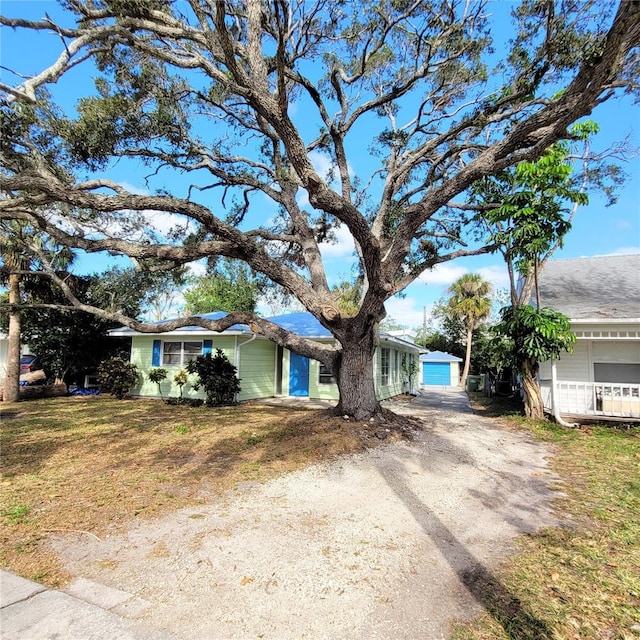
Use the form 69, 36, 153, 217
1, 0, 638, 418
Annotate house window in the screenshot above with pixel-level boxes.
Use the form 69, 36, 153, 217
381, 348, 390, 386
162, 341, 203, 366
594, 363, 640, 384
318, 363, 335, 384
393, 350, 400, 383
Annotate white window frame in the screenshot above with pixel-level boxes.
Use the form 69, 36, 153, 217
162, 341, 203, 366
381, 348, 390, 386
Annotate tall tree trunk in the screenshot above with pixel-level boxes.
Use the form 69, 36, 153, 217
521, 358, 544, 420
334, 330, 381, 421
3, 274, 21, 403
460, 325, 473, 389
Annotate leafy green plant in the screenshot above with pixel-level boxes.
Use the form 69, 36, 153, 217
97, 357, 139, 400
148, 368, 168, 398
185, 349, 241, 407
401, 354, 419, 394
173, 369, 188, 399
491, 305, 576, 419
2, 503, 32, 524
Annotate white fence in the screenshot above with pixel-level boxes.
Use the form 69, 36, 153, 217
542, 380, 640, 419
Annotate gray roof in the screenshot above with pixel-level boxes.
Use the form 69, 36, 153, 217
537, 254, 640, 320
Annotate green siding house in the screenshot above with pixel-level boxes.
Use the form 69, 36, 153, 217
109, 312, 421, 404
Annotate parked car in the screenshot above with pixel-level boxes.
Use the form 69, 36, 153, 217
20, 355, 43, 374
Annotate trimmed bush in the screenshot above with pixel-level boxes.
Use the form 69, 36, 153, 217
148, 368, 168, 398
185, 349, 241, 407
97, 357, 139, 400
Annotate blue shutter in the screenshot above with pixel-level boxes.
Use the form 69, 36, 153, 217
152, 340, 161, 366
203, 339, 213, 356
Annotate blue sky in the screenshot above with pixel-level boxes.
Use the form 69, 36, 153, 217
1, 1, 639, 330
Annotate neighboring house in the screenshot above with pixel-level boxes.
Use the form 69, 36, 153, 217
109, 311, 421, 403
419, 351, 462, 387
0, 334, 7, 378
0, 335, 30, 378
537, 254, 640, 421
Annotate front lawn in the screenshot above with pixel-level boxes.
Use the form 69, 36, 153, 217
0, 396, 403, 586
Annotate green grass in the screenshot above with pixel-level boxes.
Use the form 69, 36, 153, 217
455, 396, 640, 640
2, 504, 33, 524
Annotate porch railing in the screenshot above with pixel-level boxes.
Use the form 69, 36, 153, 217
541, 379, 640, 419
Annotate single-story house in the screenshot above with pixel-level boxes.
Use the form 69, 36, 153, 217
419, 351, 462, 386
109, 311, 422, 403
537, 254, 640, 421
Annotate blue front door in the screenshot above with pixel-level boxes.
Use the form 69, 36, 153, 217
289, 353, 310, 396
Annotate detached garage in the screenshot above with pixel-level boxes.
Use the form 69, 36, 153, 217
420, 351, 462, 387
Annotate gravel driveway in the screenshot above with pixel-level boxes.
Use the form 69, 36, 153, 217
53, 389, 561, 639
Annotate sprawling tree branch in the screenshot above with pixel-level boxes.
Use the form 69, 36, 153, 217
0, 1, 638, 411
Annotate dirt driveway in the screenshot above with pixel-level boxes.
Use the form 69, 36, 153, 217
52, 389, 561, 639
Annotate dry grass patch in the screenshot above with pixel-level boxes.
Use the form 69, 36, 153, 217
1, 396, 416, 587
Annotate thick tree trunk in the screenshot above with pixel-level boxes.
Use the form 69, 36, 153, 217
3, 274, 21, 403
334, 331, 381, 421
521, 358, 544, 420
460, 326, 473, 389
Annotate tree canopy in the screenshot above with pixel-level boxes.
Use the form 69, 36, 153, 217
184, 258, 259, 314
1, 0, 638, 417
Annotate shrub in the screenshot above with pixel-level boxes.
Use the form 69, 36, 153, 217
148, 368, 168, 397
97, 357, 139, 400
185, 349, 241, 407
174, 369, 188, 399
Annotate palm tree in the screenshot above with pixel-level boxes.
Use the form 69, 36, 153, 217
444, 274, 492, 389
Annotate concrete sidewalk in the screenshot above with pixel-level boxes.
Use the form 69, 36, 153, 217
0, 570, 176, 640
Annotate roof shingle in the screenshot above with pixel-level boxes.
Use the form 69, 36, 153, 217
537, 254, 640, 319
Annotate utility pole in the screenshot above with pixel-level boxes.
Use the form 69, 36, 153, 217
422, 305, 427, 348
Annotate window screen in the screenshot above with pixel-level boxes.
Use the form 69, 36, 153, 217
162, 341, 203, 366
318, 363, 335, 384
594, 363, 640, 384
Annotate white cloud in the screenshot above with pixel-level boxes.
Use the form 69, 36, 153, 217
309, 150, 334, 181
296, 151, 355, 209
476, 264, 510, 290
417, 261, 509, 291
384, 296, 434, 331
318, 224, 356, 259
608, 246, 640, 256
186, 259, 207, 278
144, 210, 193, 240
417, 263, 469, 286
